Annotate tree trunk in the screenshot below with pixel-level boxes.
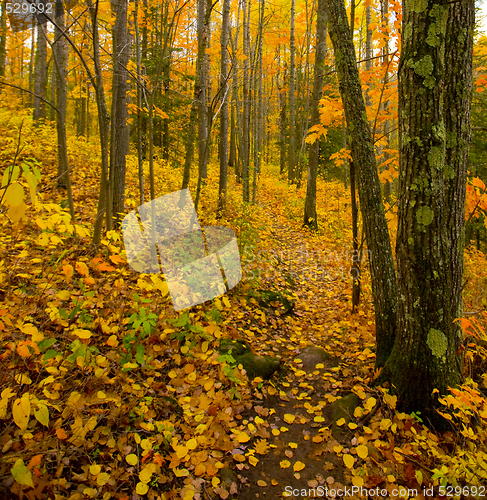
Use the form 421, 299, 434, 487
217, 0, 230, 216
88, 0, 112, 246
197, 0, 208, 184
381, 0, 392, 201
242, 0, 251, 202
110, 0, 129, 224
53, 1, 69, 190
278, 47, 287, 176
325, 0, 397, 368
134, 0, 144, 205
382, 0, 474, 426
252, 0, 264, 204
288, 0, 296, 184
304, 0, 327, 230
33, 24, 47, 123
0, 1, 6, 77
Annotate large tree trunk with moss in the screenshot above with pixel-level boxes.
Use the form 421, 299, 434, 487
382, 0, 474, 426
304, 0, 327, 229
325, 0, 397, 368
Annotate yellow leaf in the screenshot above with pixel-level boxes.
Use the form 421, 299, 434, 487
90, 464, 101, 475
187, 438, 198, 450
237, 432, 251, 443
280, 460, 291, 468
56, 428, 68, 440
352, 476, 364, 487
34, 403, 49, 426
63, 264, 74, 283
17, 344, 31, 357
56, 290, 71, 301
254, 439, 270, 455
343, 454, 355, 469
293, 461, 305, 472
174, 445, 188, 459
383, 393, 397, 409
249, 455, 259, 466
257, 480, 267, 487
415, 470, 423, 485
5, 182, 24, 207
136, 482, 149, 495
174, 468, 189, 477
364, 397, 377, 411
288, 442, 298, 449
12, 394, 30, 430
380, 418, 392, 430
75, 261, 90, 277
283, 414, 295, 424
11, 459, 33, 487
97, 472, 110, 486
126, 454, 138, 466
15, 373, 31, 385
73, 329, 92, 339
8, 202, 26, 224
107, 335, 118, 347
139, 464, 156, 483
356, 445, 368, 459
336, 418, 346, 426
333, 445, 343, 453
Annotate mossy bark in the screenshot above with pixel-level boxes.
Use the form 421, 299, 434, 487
381, 0, 474, 426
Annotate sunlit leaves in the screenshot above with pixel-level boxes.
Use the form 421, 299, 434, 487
343, 454, 355, 469
12, 393, 30, 430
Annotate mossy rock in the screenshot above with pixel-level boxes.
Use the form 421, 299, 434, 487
297, 345, 336, 373
218, 339, 252, 356
219, 467, 238, 489
257, 289, 295, 315
236, 352, 281, 380
329, 392, 360, 440
218, 468, 239, 497
218, 339, 281, 380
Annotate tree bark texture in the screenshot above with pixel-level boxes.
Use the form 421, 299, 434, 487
325, 0, 397, 368
304, 0, 327, 229
383, 0, 474, 425
110, 0, 129, 223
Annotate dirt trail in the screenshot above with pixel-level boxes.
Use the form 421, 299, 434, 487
227, 210, 367, 499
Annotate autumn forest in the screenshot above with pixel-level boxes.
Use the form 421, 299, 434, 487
1, 0, 487, 498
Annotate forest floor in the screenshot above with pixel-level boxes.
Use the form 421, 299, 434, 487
1, 113, 487, 499
229, 202, 374, 498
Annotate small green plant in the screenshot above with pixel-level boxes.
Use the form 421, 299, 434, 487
409, 411, 423, 424
169, 312, 211, 348
216, 351, 243, 399
120, 295, 158, 370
